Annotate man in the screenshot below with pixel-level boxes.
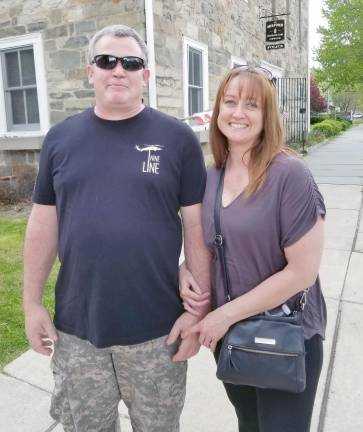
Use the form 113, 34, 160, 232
23, 24, 210, 432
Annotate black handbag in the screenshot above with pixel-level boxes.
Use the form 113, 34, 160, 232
214, 167, 307, 393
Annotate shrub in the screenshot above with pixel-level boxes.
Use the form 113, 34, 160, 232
310, 115, 323, 125
0, 163, 37, 205
312, 121, 336, 137
335, 118, 351, 131
311, 119, 345, 138
307, 129, 326, 145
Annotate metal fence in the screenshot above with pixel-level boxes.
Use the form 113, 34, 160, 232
276, 77, 308, 149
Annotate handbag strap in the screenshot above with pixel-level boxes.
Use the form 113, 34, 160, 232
213, 167, 307, 312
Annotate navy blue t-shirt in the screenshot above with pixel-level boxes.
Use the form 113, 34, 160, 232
33, 107, 206, 347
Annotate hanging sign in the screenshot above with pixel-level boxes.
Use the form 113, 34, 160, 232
266, 43, 285, 50
266, 20, 285, 42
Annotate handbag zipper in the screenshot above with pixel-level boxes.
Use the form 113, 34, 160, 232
228, 345, 298, 357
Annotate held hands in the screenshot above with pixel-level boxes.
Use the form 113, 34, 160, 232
24, 304, 58, 356
166, 312, 201, 362
181, 308, 232, 353
179, 262, 210, 317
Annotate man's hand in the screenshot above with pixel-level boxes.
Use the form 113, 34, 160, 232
166, 312, 201, 362
181, 308, 232, 353
24, 304, 58, 356
179, 262, 210, 317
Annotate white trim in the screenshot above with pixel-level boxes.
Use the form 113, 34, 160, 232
0, 33, 49, 137
307, 0, 311, 133
260, 60, 284, 78
144, 0, 157, 108
231, 56, 247, 68
183, 37, 209, 118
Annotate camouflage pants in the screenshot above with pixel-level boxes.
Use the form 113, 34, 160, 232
50, 331, 187, 432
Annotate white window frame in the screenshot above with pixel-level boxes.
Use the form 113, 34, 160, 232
183, 37, 209, 127
0, 33, 49, 138
231, 56, 247, 68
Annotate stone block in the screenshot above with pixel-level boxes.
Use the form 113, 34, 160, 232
50, 9, 63, 25
154, 0, 163, 16
74, 90, 94, 98
64, 36, 89, 49
50, 101, 64, 110
50, 110, 69, 125
64, 98, 93, 110
66, 68, 87, 80
27, 21, 47, 32
44, 39, 57, 51
9, 5, 23, 18
49, 92, 72, 100
66, 6, 83, 22
157, 96, 181, 109
75, 20, 96, 34
45, 24, 68, 39
49, 50, 80, 70
97, 12, 145, 29
198, 29, 209, 45
0, 26, 26, 38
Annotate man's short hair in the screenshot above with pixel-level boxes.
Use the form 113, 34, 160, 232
88, 25, 148, 65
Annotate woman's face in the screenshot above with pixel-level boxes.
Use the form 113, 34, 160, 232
217, 76, 264, 149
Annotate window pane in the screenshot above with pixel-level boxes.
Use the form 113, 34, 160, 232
188, 47, 202, 86
25, 88, 40, 123
21, 49, 36, 86
189, 87, 203, 115
10, 90, 26, 124
5, 51, 21, 88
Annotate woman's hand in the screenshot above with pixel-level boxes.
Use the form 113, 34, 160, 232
181, 307, 232, 352
179, 262, 210, 317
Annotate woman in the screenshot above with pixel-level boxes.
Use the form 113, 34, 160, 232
181, 66, 326, 432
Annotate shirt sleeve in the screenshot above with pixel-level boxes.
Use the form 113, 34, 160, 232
179, 126, 207, 206
280, 157, 326, 248
32, 133, 56, 205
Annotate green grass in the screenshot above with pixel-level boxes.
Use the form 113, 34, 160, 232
0, 217, 58, 369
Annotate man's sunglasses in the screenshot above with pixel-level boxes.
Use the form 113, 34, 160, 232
233, 65, 277, 86
91, 55, 145, 71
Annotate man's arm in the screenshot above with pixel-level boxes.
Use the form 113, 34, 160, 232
180, 203, 211, 315
166, 204, 211, 362
23, 203, 59, 355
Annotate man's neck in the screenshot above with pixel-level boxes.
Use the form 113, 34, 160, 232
94, 103, 145, 121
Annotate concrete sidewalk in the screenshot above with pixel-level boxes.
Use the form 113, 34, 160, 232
1, 124, 363, 431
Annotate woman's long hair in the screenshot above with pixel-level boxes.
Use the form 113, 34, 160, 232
209, 68, 291, 197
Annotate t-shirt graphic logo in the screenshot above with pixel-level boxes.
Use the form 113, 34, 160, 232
135, 144, 164, 174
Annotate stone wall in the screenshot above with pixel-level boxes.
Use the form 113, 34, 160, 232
0, 0, 146, 126
153, 0, 308, 117
0, 0, 308, 170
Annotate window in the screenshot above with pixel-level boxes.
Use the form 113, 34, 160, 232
1, 47, 40, 131
183, 37, 209, 118
0, 33, 49, 137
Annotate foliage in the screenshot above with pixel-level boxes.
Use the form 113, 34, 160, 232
310, 77, 328, 112
331, 85, 363, 113
307, 129, 326, 145
0, 217, 58, 368
316, 0, 363, 90
311, 119, 345, 137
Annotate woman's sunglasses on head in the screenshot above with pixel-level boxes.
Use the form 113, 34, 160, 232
91, 54, 145, 71
233, 65, 277, 86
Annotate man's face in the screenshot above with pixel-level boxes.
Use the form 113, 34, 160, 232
87, 35, 150, 115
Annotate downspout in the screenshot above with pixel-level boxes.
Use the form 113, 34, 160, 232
144, 0, 157, 108
306, 0, 311, 135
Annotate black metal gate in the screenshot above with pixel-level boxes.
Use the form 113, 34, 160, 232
276, 78, 308, 148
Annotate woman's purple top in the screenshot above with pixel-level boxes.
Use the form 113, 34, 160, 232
202, 153, 327, 339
